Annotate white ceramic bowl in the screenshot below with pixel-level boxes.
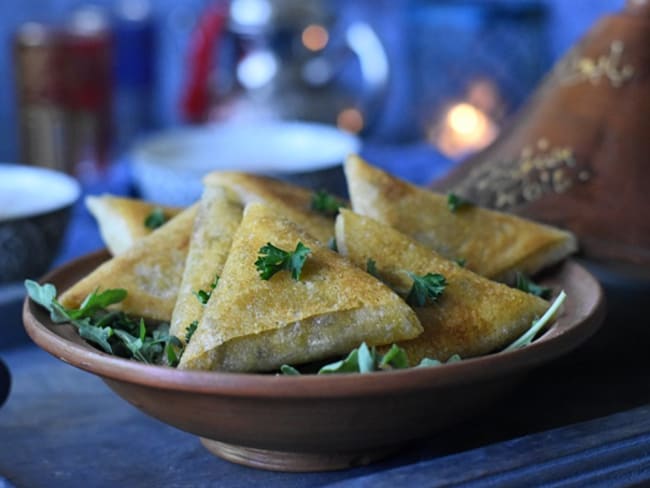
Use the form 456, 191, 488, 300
0, 164, 80, 284
130, 121, 361, 206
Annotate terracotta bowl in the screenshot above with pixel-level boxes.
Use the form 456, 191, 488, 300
23, 250, 605, 472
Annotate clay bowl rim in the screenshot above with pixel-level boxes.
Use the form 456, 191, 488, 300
23, 250, 606, 400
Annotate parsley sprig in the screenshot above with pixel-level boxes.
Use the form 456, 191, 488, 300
255, 242, 311, 281
406, 272, 447, 307
311, 190, 346, 217
447, 193, 473, 212
194, 274, 220, 304
25, 280, 180, 365
144, 207, 167, 229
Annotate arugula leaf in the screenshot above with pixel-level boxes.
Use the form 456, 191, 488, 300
417, 354, 461, 368
25, 280, 185, 366
25, 280, 69, 324
447, 193, 473, 212
503, 291, 567, 351
24, 280, 56, 309
193, 274, 220, 304
281, 342, 462, 375
280, 364, 301, 375
406, 272, 446, 307
378, 344, 409, 369
144, 207, 167, 229
255, 242, 311, 281
79, 324, 114, 354
317, 348, 362, 374
67, 288, 127, 320
113, 329, 145, 361
311, 190, 345, 217
515, 272, 552, 299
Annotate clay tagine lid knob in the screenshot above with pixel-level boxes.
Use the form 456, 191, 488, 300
626, 0, 650, 15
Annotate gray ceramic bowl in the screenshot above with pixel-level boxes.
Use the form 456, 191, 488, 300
0, 164, 80, 284
130, 121, 361, 206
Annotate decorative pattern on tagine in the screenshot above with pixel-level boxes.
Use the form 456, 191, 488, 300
453, 139, 592, 210
555, 40, 635, 87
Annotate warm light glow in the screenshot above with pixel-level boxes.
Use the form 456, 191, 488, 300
337, 108, 364, 133
302, 24, 329, 51
447, 103, 483, 137
431, 102, 497, 158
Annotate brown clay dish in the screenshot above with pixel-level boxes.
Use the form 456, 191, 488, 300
23, 250, 605, 472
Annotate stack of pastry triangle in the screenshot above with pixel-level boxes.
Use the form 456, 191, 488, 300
169, 185, 243, 341
345, 155, 577, 282
85, 194, 182, 255
59, 205, 198, 322
179, 202, 422, 372
335, 209, 550, 364
204, 171, 336, 244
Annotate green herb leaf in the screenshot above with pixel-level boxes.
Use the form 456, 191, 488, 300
79, 324, 114, 354
255, 242, 311, 281
193, 274, 220, 305
113, 329, 146, 362
67, 288, 127, 320
280, 364, 301, 375
327, 236, 338, 252
503, 291, 567, 351
455, 258, 466, 267
378, 344, 409, 370
144, 207, 167, 229
406, 272, 446, 307
24, 280, 57, 309
514, 272, 552, 299
311, 190, 345, 217
447, 193, 472, 212
184, 320, 198, 343
318, 348, 362, 374
417, 354, 461, 368
164, 335, 184, 367
24, 280, 69, 324
357, 343, 375, 373
366, 258, 380, 279
26, 280, 187, 366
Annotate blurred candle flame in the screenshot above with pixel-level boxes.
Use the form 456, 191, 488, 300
431, 102, 497, 159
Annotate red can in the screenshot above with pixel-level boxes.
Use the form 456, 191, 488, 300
58, 6, 113, 179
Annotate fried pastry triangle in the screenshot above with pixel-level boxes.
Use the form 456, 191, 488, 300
204, 171, 336, 244
335, 209, 551, 364
345, 155, 577, 282
179, 202, 422, 372
169, 186, 243, 342
59, 205, 198, 322
85, 194, 182, 255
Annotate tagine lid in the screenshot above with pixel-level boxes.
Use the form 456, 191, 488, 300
433, 0, 650, 268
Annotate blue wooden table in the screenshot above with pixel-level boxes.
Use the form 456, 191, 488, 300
1, 153, 650, 487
